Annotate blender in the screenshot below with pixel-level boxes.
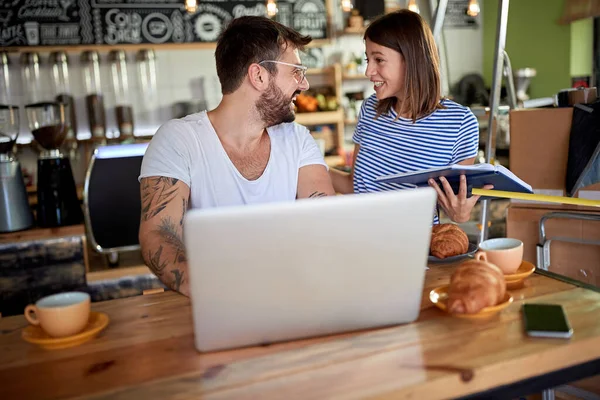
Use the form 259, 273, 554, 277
25, 102, 82, 227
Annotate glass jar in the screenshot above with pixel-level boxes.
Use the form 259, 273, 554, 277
0, 52, 13, 105
20, 52, 42, 105
81, 50, 106, 138
109, 50, 134, 138
136, 49, 158, 125
49, 51, 77, 140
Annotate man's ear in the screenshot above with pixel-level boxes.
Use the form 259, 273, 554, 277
248, 63, 269, 91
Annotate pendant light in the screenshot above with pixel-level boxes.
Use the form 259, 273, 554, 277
267, 0, 278, 17
467, 0, 481, 17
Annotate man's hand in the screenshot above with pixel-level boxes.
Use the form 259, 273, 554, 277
139, 176, 191, 295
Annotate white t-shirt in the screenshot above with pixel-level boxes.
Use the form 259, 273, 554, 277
139, 111, 327, 209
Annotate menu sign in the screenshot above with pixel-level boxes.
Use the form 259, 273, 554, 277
444, 0, 478, 28
0, 0, 329, 47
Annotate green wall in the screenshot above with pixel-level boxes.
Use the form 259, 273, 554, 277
483, 0, 571, 99
570, 18, 593, 77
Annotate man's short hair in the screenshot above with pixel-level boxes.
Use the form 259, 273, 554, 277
215, 16, 311, 94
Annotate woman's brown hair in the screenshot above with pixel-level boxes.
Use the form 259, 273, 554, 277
364, 10, 443, 122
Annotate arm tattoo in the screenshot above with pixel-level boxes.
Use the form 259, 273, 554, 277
171, 269, 186, 292
157, 216, 187, 264
180, 197, 188, 227
309, 191, 327, 198
147, 245, 168, 277
141, 177, 180, 221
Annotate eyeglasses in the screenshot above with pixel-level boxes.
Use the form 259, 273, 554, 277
258, 60, 308, 84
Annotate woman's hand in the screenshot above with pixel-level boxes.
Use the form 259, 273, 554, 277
428, 175, 493, 223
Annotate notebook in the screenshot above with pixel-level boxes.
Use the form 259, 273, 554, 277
374, 163, 533, 199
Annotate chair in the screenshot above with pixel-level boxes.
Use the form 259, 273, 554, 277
537, 211, 600, 400
537, 211, 600, 273
83, 143, 148, 264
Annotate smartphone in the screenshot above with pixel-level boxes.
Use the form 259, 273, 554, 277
522, 304, 573, 339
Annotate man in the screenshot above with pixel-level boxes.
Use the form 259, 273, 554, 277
138, 16, 335, 296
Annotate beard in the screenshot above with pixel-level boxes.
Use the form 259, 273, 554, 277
256, 80, 300, 127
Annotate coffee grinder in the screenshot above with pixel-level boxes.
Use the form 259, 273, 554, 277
0, 51, 33, 233
0, 105, 34, 232
25, 102, 82, 227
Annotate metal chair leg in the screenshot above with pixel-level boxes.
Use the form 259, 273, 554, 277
542, 388, 555, 400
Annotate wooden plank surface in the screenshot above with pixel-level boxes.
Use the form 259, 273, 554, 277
0, 267, 598, 400
0, 224, 84, 244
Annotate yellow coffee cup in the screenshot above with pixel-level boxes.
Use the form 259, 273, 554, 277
475, 238, 524, 275
24, 292, 91, 338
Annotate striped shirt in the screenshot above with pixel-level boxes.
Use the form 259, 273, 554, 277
352, 95, 479, 223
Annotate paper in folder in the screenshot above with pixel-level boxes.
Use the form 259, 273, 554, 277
374, 163, 533, 199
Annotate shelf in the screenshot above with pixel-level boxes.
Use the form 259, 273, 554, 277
345, 119, 358, 125
306, 67, 334, 75
343, 74, 369, 81
0, 224, 84, 245
295, 110, 343, 126
0, 39, 331, 54
324, 155, 344, 168
339, 27, 366, 35
87, 265, 152, 283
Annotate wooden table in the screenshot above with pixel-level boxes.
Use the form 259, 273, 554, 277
1, 267, 600, 400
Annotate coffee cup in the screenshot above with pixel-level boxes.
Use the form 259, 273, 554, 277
24, 292, 91, 338
475, 238, 523, 275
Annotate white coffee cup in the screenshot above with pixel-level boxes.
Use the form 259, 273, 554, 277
24, 292, 91, 338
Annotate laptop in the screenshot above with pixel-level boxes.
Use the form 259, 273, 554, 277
184, 187, 437, 352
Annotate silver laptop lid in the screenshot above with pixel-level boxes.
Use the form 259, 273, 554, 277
184, 187, 436, 352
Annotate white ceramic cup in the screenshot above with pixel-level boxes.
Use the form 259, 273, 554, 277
475, 238, 524, 275
24, 292, 91, 338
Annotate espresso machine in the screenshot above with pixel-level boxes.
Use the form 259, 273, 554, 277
0, 105, 33, 232
25, 102, 82, 227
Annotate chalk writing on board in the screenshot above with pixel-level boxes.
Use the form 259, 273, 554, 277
0, 0, 330, 47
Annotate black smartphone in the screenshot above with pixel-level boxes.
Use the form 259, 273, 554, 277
522, 304, 573, 339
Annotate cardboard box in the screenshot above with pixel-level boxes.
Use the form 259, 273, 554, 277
506, 205, 600, 286
509, 108, 600, 211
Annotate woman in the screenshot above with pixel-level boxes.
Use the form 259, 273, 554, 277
330, 10, 490, 224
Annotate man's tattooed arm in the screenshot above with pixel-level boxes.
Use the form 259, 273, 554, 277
139, 177, 191, 295
141, 177, 180, 221
308, 191, 328, 198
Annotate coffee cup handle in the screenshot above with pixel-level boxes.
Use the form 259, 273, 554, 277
24, 305, 40, 325
475, 251, 488, 262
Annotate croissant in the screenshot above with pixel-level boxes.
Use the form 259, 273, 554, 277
447, 259, 506, 314
430, 224, 469, 259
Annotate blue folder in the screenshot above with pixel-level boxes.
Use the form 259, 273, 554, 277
374, 163, 533, 199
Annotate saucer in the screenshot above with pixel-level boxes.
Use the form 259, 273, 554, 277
22, 311, 109, 350
429, 285, 513, 319
504, 261, 536, 283
428, 243, 478, 264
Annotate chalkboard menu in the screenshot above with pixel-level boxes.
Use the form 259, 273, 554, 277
445, 0, 478, 28
0, 0, 329, 47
